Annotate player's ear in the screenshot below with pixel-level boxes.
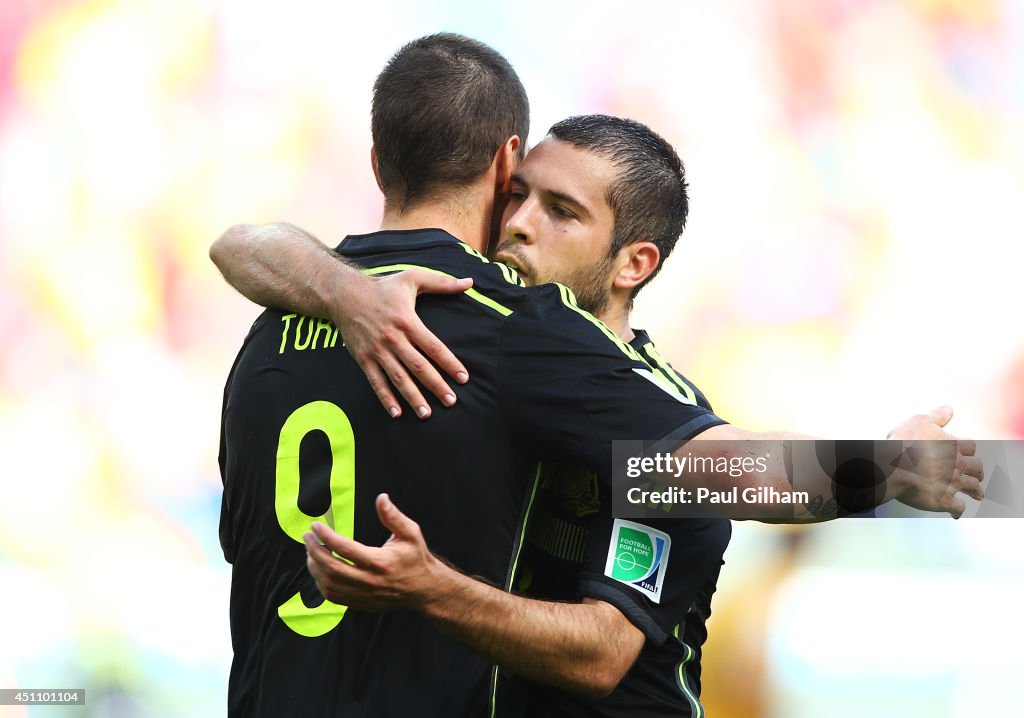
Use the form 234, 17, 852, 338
493, 135, 521, 193
370, 145, 385, 193
612, 241, 660, 292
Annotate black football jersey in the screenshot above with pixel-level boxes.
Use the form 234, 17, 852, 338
219, 230, 723, 717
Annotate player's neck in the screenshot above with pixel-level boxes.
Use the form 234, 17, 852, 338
379, 189, 492, 254
596, 298, 634, 344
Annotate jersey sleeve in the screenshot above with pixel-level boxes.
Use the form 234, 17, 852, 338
495, 289, 725, 479
577, 334, 731, 644
577, 512, 732, 644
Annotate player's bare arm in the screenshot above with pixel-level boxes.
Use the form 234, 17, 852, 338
304, 494, 644, 698
211, 222, 346, 318
683, 407, 983, 520
211, 222, 473, 418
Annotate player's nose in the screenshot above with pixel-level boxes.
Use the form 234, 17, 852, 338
504, 204, 536, 244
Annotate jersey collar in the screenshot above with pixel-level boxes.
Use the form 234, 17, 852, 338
334, 228, 465, 257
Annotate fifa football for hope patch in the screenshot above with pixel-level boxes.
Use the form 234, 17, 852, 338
604, 519, 671, 604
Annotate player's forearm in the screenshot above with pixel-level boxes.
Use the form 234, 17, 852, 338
680, 426, 902, 521
418, 562, 638, 698
210, 222, 364, 317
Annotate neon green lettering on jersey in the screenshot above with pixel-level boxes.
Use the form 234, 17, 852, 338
274, 400, 355, 636
279, 314, 297, 354
293, 316, 314, 350
311, 317, 334, 350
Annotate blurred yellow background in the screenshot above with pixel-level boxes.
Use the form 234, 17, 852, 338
1, 0, 1021, 715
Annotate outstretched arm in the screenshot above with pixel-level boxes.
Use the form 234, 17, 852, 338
304, 494, 644, 698
210, 223, 472, 418
678, 406, 984, 520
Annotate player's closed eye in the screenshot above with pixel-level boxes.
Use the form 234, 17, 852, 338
550, 204, 575, 220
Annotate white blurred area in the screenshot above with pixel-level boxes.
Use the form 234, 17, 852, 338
0, 0, 1021, 715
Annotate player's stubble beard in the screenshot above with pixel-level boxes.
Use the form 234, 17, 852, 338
493, 240, 616, 317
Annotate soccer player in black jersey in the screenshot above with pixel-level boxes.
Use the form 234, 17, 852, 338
484, 117, 731, 717
215, 95, 983, 718
215, 33, 543, 717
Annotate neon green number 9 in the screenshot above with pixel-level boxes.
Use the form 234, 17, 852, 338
275, 400, 355, 637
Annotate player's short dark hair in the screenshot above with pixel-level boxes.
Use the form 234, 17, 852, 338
547, 114, 688, 298
372, 33, 530, 211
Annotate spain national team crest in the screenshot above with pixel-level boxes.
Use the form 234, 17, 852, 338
548, 464, 600, 517
604, 519, 671, 603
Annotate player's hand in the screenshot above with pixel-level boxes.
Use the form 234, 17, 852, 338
887, 406, 985, 518
331, 270, 472, 420
303, 493, 445, 610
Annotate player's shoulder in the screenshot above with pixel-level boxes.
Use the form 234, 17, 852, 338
335, 229, 649, 364
334, 228, 514, 286
630, 329, 714, 411
499, 282, 655, 370
334, 229, 534, 315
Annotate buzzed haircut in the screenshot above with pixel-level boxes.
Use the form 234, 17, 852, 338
547, 114, 688, 298
372, 33, 530, 212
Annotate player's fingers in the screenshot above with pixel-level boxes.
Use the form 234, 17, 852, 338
304, 531, 338, 571
405, 269, 473, 296
304, 533, 332, 554
304, 533, 366, 602
947, 495, 966, 520
359, 358, 402, 418
311, 522, 377, 566
378, 353, 431, 419
960, 454, 984, 482
376, 493, 423, 542
304, 531, 346, 585
408, 321, 468, 387
928, 405, 954, 428
393, 337, 457, 408
958, 475, 985, 502
958, 438, 977, 457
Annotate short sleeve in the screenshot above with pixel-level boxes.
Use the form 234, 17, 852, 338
577, 511, 732, 644
496, 295, 725, 479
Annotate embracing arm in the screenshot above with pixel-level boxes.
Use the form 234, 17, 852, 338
210, 222, 353, 317
305, 494, 643, 698
210, 223, 472, 417
420, 568, 642, 697
671, 407, 984, 520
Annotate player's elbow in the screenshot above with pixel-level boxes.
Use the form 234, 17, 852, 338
586, 665, 628, 698
569, 657, 630, 698
210, 224, 252, 271
566, 600, 642, 697
209, 230, 231, 271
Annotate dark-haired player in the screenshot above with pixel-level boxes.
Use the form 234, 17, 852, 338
217, 32, 544, 717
